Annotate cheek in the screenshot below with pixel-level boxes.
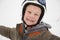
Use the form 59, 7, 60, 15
24, 15, 26, 21
24, 13, 29, 20
35, 16, 40, 22
24, 13, 28, 18
24, 13, 30, 17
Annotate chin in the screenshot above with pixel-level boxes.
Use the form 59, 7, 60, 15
26, 23, 36, 26
23, 20, 37, 26
26, 23, 33, 25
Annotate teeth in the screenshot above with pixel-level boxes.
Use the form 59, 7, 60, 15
26, 18, 34, 22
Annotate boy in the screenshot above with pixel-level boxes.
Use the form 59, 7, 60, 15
0, 0, 60, 40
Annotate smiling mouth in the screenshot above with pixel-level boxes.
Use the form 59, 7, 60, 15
26, 18, 35, 22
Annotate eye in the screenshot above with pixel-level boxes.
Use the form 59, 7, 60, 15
27, 11, 31, 14
34, 13, 39, 16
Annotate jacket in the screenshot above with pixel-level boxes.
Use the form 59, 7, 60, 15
0, 22, 60, 40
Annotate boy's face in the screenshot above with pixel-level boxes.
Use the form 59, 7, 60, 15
24, 5, 41, 25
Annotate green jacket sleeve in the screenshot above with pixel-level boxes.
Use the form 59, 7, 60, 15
0, 26, 11, 38
50, 35, 60, 40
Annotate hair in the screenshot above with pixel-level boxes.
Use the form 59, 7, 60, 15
22, 2, 45, 26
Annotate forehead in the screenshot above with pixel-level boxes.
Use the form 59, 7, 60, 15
26, 4, 41, 10
26, 5, 41, 14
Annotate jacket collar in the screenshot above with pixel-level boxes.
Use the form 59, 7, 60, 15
16, 22, 52, 40
16, 21, 51, 34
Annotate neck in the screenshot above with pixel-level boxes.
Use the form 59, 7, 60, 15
25, 24, 33, 30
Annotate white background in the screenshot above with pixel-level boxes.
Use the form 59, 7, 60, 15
0, 0, 60, 40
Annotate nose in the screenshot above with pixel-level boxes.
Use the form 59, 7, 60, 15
29, 13, 35, 19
